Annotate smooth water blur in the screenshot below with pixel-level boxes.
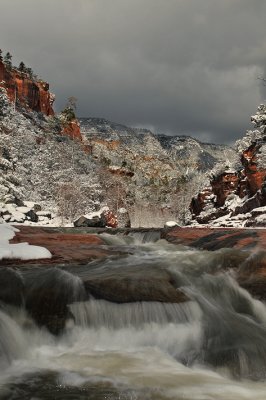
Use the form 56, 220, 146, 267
1, 234, 266, 399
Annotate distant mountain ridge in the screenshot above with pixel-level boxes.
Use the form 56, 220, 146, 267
79, 117, 235, 173
77, 117, 237, 226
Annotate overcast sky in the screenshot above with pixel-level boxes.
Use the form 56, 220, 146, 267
1, 0, 266, 144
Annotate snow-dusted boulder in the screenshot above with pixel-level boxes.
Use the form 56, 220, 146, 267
74, 207, 118, 228
36, 210, 52, 219
74, 214, 106, 228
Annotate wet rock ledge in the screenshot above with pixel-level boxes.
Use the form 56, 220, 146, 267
1, 225, 266, 334
3, 225, 266, 267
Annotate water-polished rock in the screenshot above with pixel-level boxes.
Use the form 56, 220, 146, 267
0, 268, 24, 307
24, 268, 86, 335
163, 226, 265, 251
82, 266, 187, 304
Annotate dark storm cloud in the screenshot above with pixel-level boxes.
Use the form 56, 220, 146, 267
1, 0, 266, 144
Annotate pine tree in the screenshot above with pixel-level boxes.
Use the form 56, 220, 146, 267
26, 67, 33, 79
18, 61, 26, 72
3, 52, 12, 70
0, 49, 3, 62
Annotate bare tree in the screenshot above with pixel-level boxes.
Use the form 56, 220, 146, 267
56, 180, 87, 223
65, 96, 78, 111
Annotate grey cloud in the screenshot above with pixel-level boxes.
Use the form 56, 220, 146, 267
0, 0, 266, 144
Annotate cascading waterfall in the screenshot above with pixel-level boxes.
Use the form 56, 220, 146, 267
1, 234, 266, 399
70, 298, 201, 328
0, 309, 26, 368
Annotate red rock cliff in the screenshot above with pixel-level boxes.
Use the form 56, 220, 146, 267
241, 143, 266, 195
190, 146, 266, 224
0, 60, 54, 116
190, 171, 241, 223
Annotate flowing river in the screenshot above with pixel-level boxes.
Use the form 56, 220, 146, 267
1, 233, 266, 399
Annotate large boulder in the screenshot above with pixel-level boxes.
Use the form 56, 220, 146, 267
82, 266, 187, 303
24, 268, 86, 335
25, 209, 38, 222
74, 207, 118, 228
74, 214, 106, 228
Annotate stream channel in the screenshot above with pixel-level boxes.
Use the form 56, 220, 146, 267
1, 232, 266, 399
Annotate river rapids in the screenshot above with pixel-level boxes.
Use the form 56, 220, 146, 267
1, 233, 266, 399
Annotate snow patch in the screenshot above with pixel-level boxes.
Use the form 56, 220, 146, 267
0, 224, 52, 260
165, 221, 181, 228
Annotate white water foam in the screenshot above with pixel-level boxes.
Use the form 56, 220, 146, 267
1, 239, 266, 399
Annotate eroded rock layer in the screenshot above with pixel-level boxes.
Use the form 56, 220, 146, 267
0, 60, 54, 115
191, 105, 266, 227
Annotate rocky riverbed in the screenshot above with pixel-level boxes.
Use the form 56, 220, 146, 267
2, 226, 266, 399
1, 225, 266, 334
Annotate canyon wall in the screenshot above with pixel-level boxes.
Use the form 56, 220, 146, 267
0, 60, 54, 116
190, 105, 266, 227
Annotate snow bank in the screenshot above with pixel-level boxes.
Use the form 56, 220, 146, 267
0, 224, 52, 261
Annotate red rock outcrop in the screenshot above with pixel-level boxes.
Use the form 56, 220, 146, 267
191, 148, 266, 224
0, 60, 54, 115
92, 138, 120, 150
102, 209, 118, 228
190, 105, 266, 225
190, 187, 213, 216
241, 143, 266, 195
212, 172, 240, 207
108, 165, 134, 177
191, 171, 241, 219
61, 119, 82, 141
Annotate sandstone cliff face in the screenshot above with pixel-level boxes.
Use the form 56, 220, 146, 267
0, 60, 54, 115
241, 143, 266, 195
191, 105, 266, 227
190, 171, 240, 222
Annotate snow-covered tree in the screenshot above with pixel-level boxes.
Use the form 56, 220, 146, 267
0, 85, 11, 119
18, 62, 26, 73
3, 52, 12, 70
236, 104, 266, 154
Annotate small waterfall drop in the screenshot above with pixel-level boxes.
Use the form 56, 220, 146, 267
70, 298, 201, 329
0, 309, 27, 368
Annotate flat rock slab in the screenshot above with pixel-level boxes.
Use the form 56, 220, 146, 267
5, 225, 113, 265
164, 227, 266, 301
163, 227, 266, 250
3, 226, 266, 266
